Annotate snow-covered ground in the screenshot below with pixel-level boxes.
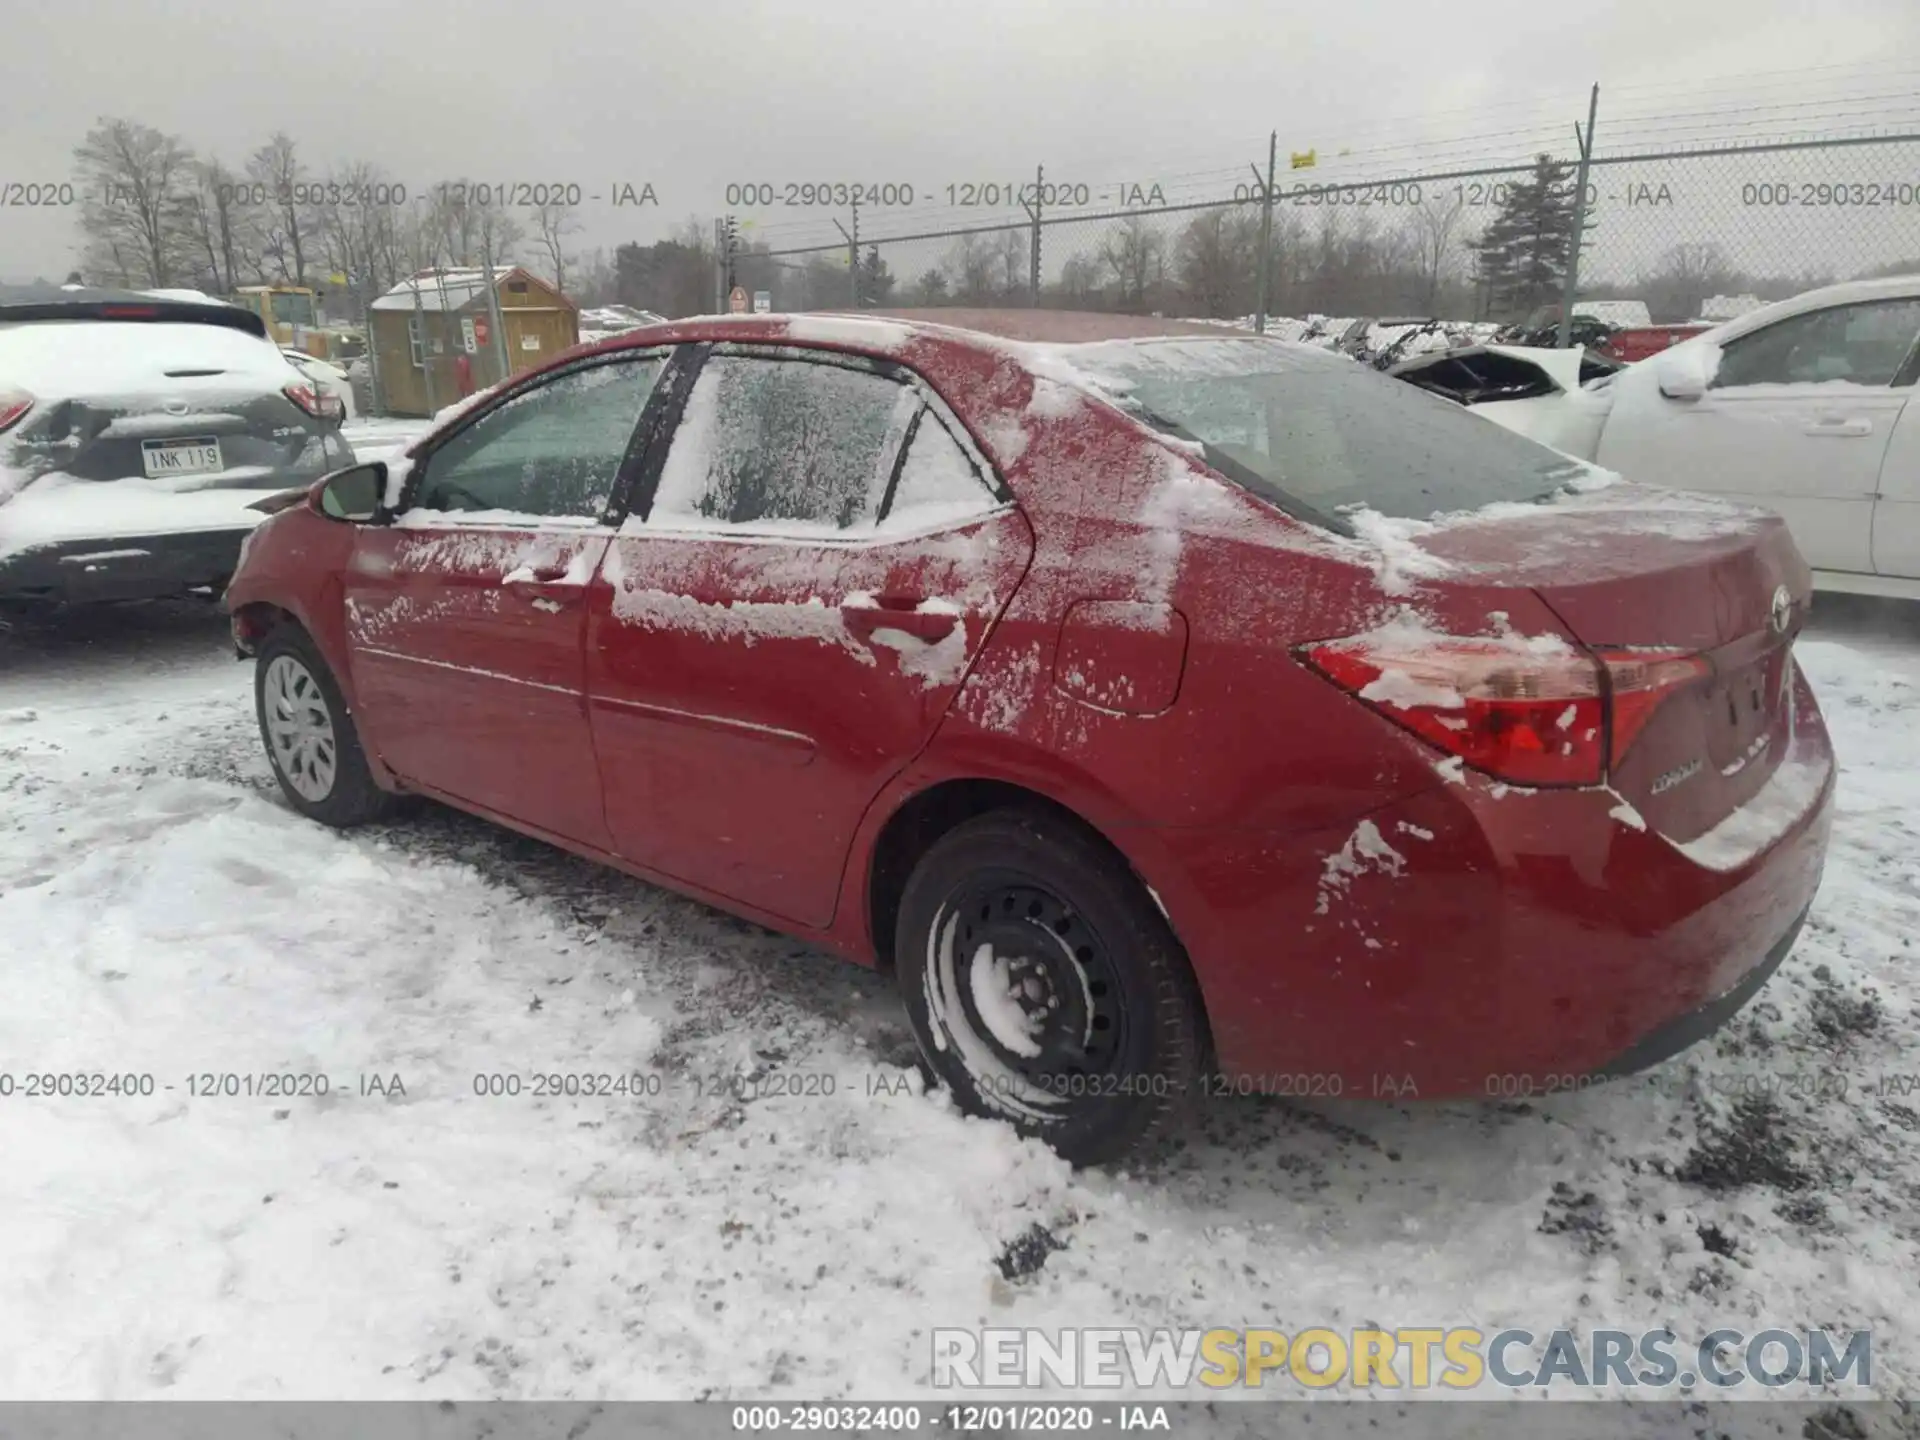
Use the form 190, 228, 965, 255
0, 588, 1914, 1411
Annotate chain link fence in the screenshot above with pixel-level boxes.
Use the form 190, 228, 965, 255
744, 133, 1920, 331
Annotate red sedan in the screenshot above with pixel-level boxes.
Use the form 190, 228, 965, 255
225, 310, 1834, 1164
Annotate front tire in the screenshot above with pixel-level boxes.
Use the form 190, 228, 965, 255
254, 625, 395, 828
896, 808, 1206, 1166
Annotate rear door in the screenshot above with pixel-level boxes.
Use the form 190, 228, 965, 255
343, 352, 664, 847
584, 343, 1033, 927
1598, 297, 1920, 574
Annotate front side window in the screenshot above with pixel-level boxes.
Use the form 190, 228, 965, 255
412, 357, 661, 520
1714, 299, 1920, 388
649, 354, 914, 532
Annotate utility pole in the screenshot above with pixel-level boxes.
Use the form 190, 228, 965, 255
1557, 84, 1600, 351
480, 220, 510, 387
1251, 131, 1277, 334
713, 217, 727, 312
1023, 163, 1044, 307
835, 202, 861, 307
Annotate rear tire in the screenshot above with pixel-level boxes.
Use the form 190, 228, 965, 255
895, 808, 1205, 1166
254, 625, 395, 828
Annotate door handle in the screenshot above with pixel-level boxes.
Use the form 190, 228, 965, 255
842, 598, 958, 643
1804, 417, 1874, 438
503, 564, 586, 608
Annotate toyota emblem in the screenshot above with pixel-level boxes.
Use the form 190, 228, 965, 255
1769, 584, 1794, 636
163, 398, 189, 416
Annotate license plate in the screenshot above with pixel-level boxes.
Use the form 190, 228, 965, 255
141, 437, 222, 478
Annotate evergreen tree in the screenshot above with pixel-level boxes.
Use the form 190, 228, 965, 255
1472, 153, 1584, 318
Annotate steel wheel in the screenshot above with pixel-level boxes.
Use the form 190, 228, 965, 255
262, 653, 338, 802
921, 876, 1134, 1127
897, 808, 1206, 1164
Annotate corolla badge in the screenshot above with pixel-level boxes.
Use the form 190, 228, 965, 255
1651, 758, 1702, 795
1769, 585, 1794, 636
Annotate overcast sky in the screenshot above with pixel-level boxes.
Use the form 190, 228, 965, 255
3, 0, 1918, 282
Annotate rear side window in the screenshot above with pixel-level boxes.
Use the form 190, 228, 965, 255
878, 412, 999, 533
648, 353, 914, 532
1075, 338, 1590, 528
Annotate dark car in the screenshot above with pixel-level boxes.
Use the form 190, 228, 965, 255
225, 311, 1832, 1165
0, 288, 355, 607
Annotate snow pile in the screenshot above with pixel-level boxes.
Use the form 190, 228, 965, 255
967, 945, 1046, 1060
1342, 507, 1457, 596
785, 315, 914, 351
844, 593, 972, 688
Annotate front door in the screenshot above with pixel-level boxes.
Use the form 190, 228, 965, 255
344, 352, 665, 848
1599, 296, 1920, 575
584, 345, 1033, 927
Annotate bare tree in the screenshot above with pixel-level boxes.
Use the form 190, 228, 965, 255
1410, 189, 1468, 311
994, 227, 1026, 300
308, 162, 409, 316
1100, 215, 1165, 313
1176, 208, 1259, 317
175, 157, 268, 294
942, 233, 998, 304
72, 118, 198, 286
247, 133, 319, 284
534, 199, 581, 294
422, 179, 527, 269
1641, 241, 1738, 323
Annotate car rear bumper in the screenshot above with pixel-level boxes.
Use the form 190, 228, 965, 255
1591, 904, 1807, 1078
0, 526, 257, 604
1146, 671, 1835, 1098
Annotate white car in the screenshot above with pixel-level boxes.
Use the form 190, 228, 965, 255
1593, 275, 1920, 598
1396, 276, 1920, 598
280, 349, 356, 423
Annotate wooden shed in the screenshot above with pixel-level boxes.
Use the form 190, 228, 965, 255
369, 267, 579, 416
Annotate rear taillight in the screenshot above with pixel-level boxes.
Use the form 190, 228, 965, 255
1302, 631, 1707, 787
0, 389, 34, 433
283, 383, 327, 419
1598, 648, 1711, 768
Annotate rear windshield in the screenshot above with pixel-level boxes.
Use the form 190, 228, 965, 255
1068, 337, 1589, 531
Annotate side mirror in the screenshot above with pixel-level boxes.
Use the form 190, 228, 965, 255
315, 461, 388, 523
1654, 346, 1716, 401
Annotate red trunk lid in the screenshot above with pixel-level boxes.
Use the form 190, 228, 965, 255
1414, 483, 1811, 841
